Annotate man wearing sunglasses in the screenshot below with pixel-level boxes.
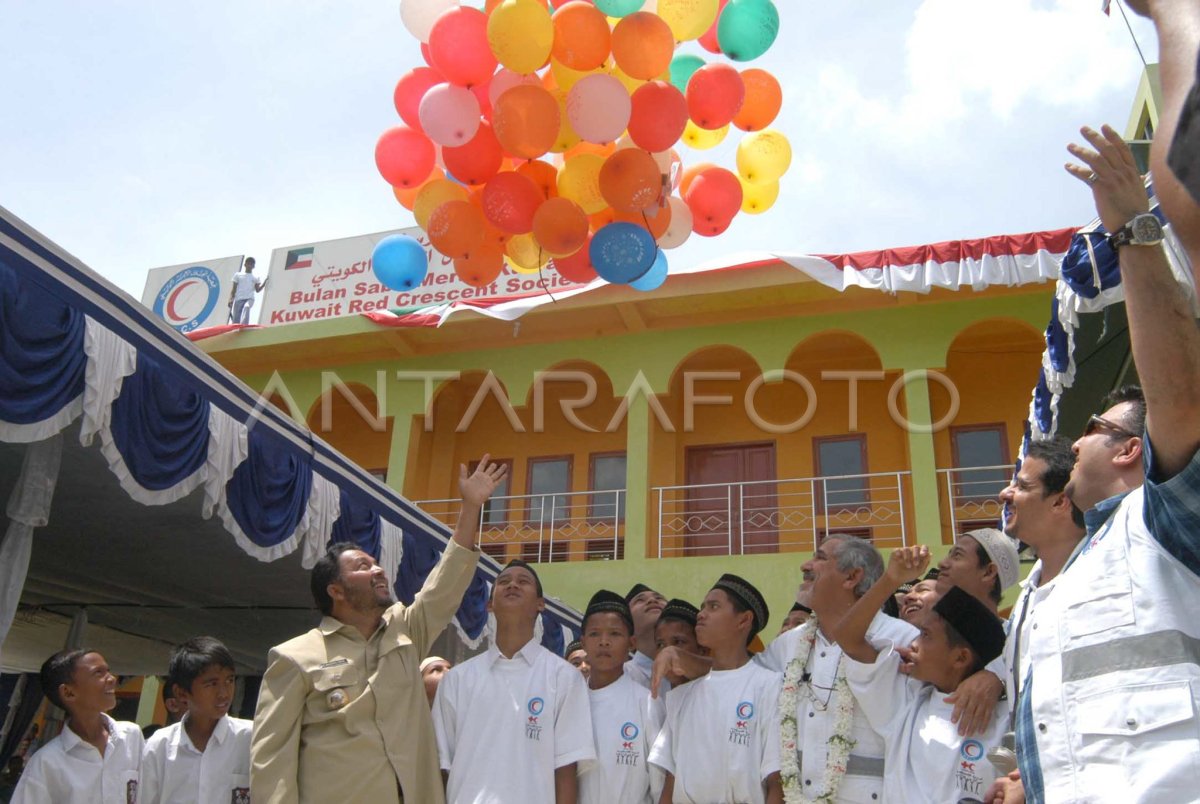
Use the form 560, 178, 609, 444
995, 126, 1200, 804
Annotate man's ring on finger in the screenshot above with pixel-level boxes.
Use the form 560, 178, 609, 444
1086, 172, 1098, 186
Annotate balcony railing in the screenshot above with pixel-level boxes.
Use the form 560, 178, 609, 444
936, 464, 1012, 537
654, 472, 911, 558
413, 489, 625, 564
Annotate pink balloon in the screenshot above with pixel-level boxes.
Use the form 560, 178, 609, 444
394, 67, 444, 131
419, 83, 482, 146
567, 74, 632, 144
429, 7, 497, 88
375, 126, 436, 189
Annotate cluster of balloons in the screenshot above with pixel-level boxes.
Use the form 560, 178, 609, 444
373, 0, 789, 294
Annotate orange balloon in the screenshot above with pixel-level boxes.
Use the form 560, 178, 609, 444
517, 160, 560, 200
552, 2, 611, 71
611, 12, 674, 81
481, 218, 513, 248
589, 207, 616, 231
733, 68, 782, 132
679, 161, 718, 197
454, 245, 505, 287
392, 166, 443, 210
427, 200, 486, 258
563, 140, 617, 161
443, 122, 504, 185
414, 179, 470, 230
615, 201, 672, 239
532, 197, 590, 257
492, 85, 560, 159
553, 237, 599, 283
482, 170, 544, 234
599, 147, 663, 212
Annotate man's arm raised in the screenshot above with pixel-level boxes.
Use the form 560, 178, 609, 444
828, 546, 930, 663
452, 455, 508, 550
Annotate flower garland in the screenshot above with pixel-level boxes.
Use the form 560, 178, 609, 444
779, 616, 858, 804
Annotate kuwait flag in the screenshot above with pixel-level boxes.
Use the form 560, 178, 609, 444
285, 246, 315, 270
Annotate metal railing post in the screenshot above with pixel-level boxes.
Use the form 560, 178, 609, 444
613, 490, 620, 560
726, 485, 733, 557
547, 495, 556, 563
737, 483, 745, 555
898, 472, 908, 547
945, 471, 958, 538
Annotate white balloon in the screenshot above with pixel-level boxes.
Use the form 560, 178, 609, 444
657, 196, 693, 249
400, 0, 459, 43
418, 83, 481, 146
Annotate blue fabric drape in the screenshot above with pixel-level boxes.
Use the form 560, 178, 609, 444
1045, 298, 1070, 373
0, 261, 85, 425
394, 530, 440, 606
454, 570, 490, 640
1033, 370, 1053, 434
1059, 232, 1121, 298
109, 353, 209, 490
331, 488, 382, 561
225, 427, 313, 548
540, 610, 565, 655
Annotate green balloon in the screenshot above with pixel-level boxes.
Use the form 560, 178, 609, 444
594, 0, 645, 17
669, 54, 706, 94
717, 0, 780, 62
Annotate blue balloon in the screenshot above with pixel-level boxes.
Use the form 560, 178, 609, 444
630, 249, 668, 292
590, 223, 657, 285
372, 234, 428, 292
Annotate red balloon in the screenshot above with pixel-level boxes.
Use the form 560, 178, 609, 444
482, 171, 544, 234
686, 63, 745, 130
628, 81, 689, 153
443, 121, 504, 185
428, 7, 497, 88
421, 41, 435, 68
698, 0, 729, 53
393, 67, 445, 132
375, 126, 435, 189
553, 236, 599, 283
472, 79, 494, 121
684, 166, 742, 237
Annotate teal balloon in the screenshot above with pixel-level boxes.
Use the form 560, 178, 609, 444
717, 0, 780, 62
630, 249, 668, 291
594, 0, 644, 17
669, 54, 706, 94
372, 235, 429, 291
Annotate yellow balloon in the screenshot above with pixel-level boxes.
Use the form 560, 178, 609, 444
736, 129, 792, 185
414, 179, 469, 230
739, 178, 779, 214
556, 153, 607, 214
487, 0, 554, 74
681, 120, 728, 151
657, 0, 719, 41
506, 233, 550, 272
550, 59, 596, 93
550, 89, 581, 153
607, 59, 646, 95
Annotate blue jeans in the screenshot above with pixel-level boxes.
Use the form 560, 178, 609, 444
232, 298, 253, 324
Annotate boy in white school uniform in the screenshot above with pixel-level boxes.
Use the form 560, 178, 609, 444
828, 546, 1008, 804
433, 560, 595, 803
578, 590, 664, 804
649, 574, 783, 804
12, 649, 144, 804
140, 637, 252, 804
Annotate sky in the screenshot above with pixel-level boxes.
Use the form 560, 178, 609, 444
0, 0, 1158, 301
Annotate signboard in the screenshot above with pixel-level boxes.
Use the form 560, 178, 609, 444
141, 256, 245, 333
258, 227, 587, 326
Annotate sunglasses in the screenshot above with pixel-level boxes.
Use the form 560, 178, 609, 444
1083, 414, 1139, 441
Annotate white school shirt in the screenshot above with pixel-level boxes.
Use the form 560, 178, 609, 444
756, 611, 917, 803
579, 674, 664, 804
139, 715, 252, 804
648, 661, 782, 804
433, 638, 596, 804
230, 272, 258, 301
11, 715, 144, 804
845, 645, 1008, 804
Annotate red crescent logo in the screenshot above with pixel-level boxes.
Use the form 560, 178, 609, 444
166, 280, 200, 321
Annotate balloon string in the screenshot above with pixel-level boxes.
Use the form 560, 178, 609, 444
537, 247, 558, 304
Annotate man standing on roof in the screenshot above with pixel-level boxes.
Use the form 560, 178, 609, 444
228, 257, 264, 325
250, 456, 507, 804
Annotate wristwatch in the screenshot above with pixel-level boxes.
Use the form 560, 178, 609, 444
1107, 212, 1164, 249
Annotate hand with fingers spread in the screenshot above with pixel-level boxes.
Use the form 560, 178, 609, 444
459, 454, 508, 509
1065, 124, 1149, 233
883, 545, 931, 587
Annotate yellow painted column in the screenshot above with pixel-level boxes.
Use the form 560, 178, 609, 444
893, 369, 943, 551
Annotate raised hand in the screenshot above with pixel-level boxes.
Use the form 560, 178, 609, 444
884, 545, 931, 585
459, 454, 508, 510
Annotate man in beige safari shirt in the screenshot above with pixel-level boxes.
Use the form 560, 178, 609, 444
251, 456, 508, 803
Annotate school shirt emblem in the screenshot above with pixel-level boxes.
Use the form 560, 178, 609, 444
617, 722, 641, 766
526, 696, 544, 740
126, 779, 138, 804
231, 788, 250, 804
955, 739, 985, 796
729, 701, 754, 746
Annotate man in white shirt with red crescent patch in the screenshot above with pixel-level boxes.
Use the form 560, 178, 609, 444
433, 560, 595, 803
